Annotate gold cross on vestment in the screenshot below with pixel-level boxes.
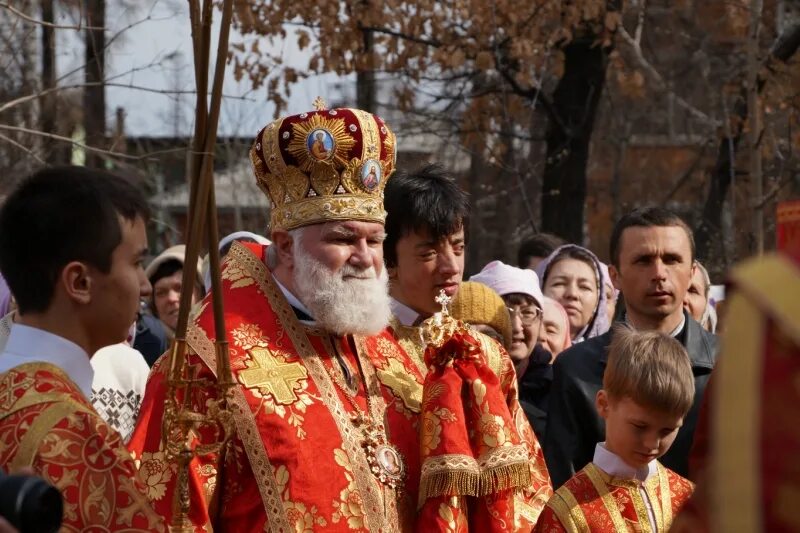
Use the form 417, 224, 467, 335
240, 347, 308, 405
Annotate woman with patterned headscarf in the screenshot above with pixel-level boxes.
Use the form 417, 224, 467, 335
536, 244, 612, 343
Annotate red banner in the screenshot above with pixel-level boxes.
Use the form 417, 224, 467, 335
777, 200, 800, 262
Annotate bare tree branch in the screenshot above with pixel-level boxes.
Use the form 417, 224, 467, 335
0, 124, 204, 161
0, 131, 46, 165
0, 81, 254, 115
0, 2, 104, 30
618, 26, 720, 128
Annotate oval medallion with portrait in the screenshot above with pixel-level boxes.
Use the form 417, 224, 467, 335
359, 160, 382, 192
306, 128, 335, 162
369, 442, 405, 488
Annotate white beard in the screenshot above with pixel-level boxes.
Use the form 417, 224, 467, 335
292, 242, 392, 336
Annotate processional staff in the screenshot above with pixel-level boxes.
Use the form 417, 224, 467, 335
162, 0, 236, 531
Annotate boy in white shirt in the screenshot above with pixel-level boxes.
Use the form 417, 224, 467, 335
536, 326, 695, 532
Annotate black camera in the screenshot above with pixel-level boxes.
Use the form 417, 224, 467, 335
0, 473, 62, 533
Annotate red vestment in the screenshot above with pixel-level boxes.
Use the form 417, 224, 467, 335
534, 462, 693, 532
673, 254, 800, 532
131, 242, 551, 531
0, 362, 165, 532
391, 314, 553, 530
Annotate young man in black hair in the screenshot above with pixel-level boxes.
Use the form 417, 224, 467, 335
383, 164, 470, 370
383, 163, 553, 526
0, 166, 165, 531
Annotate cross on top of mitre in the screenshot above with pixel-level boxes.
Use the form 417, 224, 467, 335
312, 96, 327, 111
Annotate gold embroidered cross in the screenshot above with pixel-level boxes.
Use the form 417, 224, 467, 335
240, 347, 308, 405
312, 96, 327, 111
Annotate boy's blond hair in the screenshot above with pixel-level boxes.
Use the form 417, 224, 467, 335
604, 325, 695, 417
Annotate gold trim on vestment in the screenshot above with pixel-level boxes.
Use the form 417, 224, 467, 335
732, 254, 800, 345
653, 463, 673, 529
11, 401, 77, 470
227, 242, 401, 532
549, 487, 588, 533
388, 318, 429, 377
711, 254, 800, 532
186, 324, 293, 532
629, 477, 654, 533
584, 463, 629, 532
0, 363, 95, 420
711, 290, 763, 533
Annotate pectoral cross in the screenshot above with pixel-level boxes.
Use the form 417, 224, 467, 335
435, 289, 452, 316
240, 347, 308, 405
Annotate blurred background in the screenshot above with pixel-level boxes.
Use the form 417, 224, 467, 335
1, 0, 799, 277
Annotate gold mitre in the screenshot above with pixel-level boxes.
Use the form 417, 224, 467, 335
250, 98, 397, 231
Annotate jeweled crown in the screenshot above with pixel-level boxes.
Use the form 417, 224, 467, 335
249, 99, 397, 231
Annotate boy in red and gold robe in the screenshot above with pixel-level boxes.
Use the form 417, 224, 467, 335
535, 327, 695, 532
383, 163, 552, 530
0, 167, 165, 532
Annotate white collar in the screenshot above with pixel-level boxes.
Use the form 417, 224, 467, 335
390, 297, 421, 327
0, 323, 94, 399
273, 277, 316, 325
669, 314, 686, 338
593, 442, 657, 482
624, 313, 686, 338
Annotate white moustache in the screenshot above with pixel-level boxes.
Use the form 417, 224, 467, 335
340, 265, 377, 280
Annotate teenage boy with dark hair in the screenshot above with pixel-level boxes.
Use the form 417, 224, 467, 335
383, 164, 469, 369
0, 166, 165, 531
544, 206, 717, 488
536, 327, 695, 531
383, 163, 553, 527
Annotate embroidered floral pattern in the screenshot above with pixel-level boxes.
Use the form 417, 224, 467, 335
221, 261, 255, 289
136, 449, 177, 502
274, 465, 328, 532
331, 448, 366, 530
421, 407, 456, 457
231, 323, 267, 350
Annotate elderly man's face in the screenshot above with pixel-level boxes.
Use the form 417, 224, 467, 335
278, 220, 391, 336
297, 220, 386, 277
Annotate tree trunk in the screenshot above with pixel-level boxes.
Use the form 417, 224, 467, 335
695, 22, 800, 263
40, 0, 56, 143
84, 0, 106, 167
356, 28, 376, 112
540, 40, 610, 244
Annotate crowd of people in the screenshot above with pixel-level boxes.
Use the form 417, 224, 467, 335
0, 102, 796, 532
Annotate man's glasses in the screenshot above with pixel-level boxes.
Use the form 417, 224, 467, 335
507, 305, 542, 326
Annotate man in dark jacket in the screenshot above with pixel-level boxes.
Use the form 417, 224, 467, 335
544, 207, 718, 487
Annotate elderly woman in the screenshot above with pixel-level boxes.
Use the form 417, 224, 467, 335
535, 244, 612, 343
540, 296, 572, 361
684, 260, 717, 333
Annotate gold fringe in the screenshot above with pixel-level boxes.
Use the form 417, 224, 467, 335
418, 463, 532, 507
